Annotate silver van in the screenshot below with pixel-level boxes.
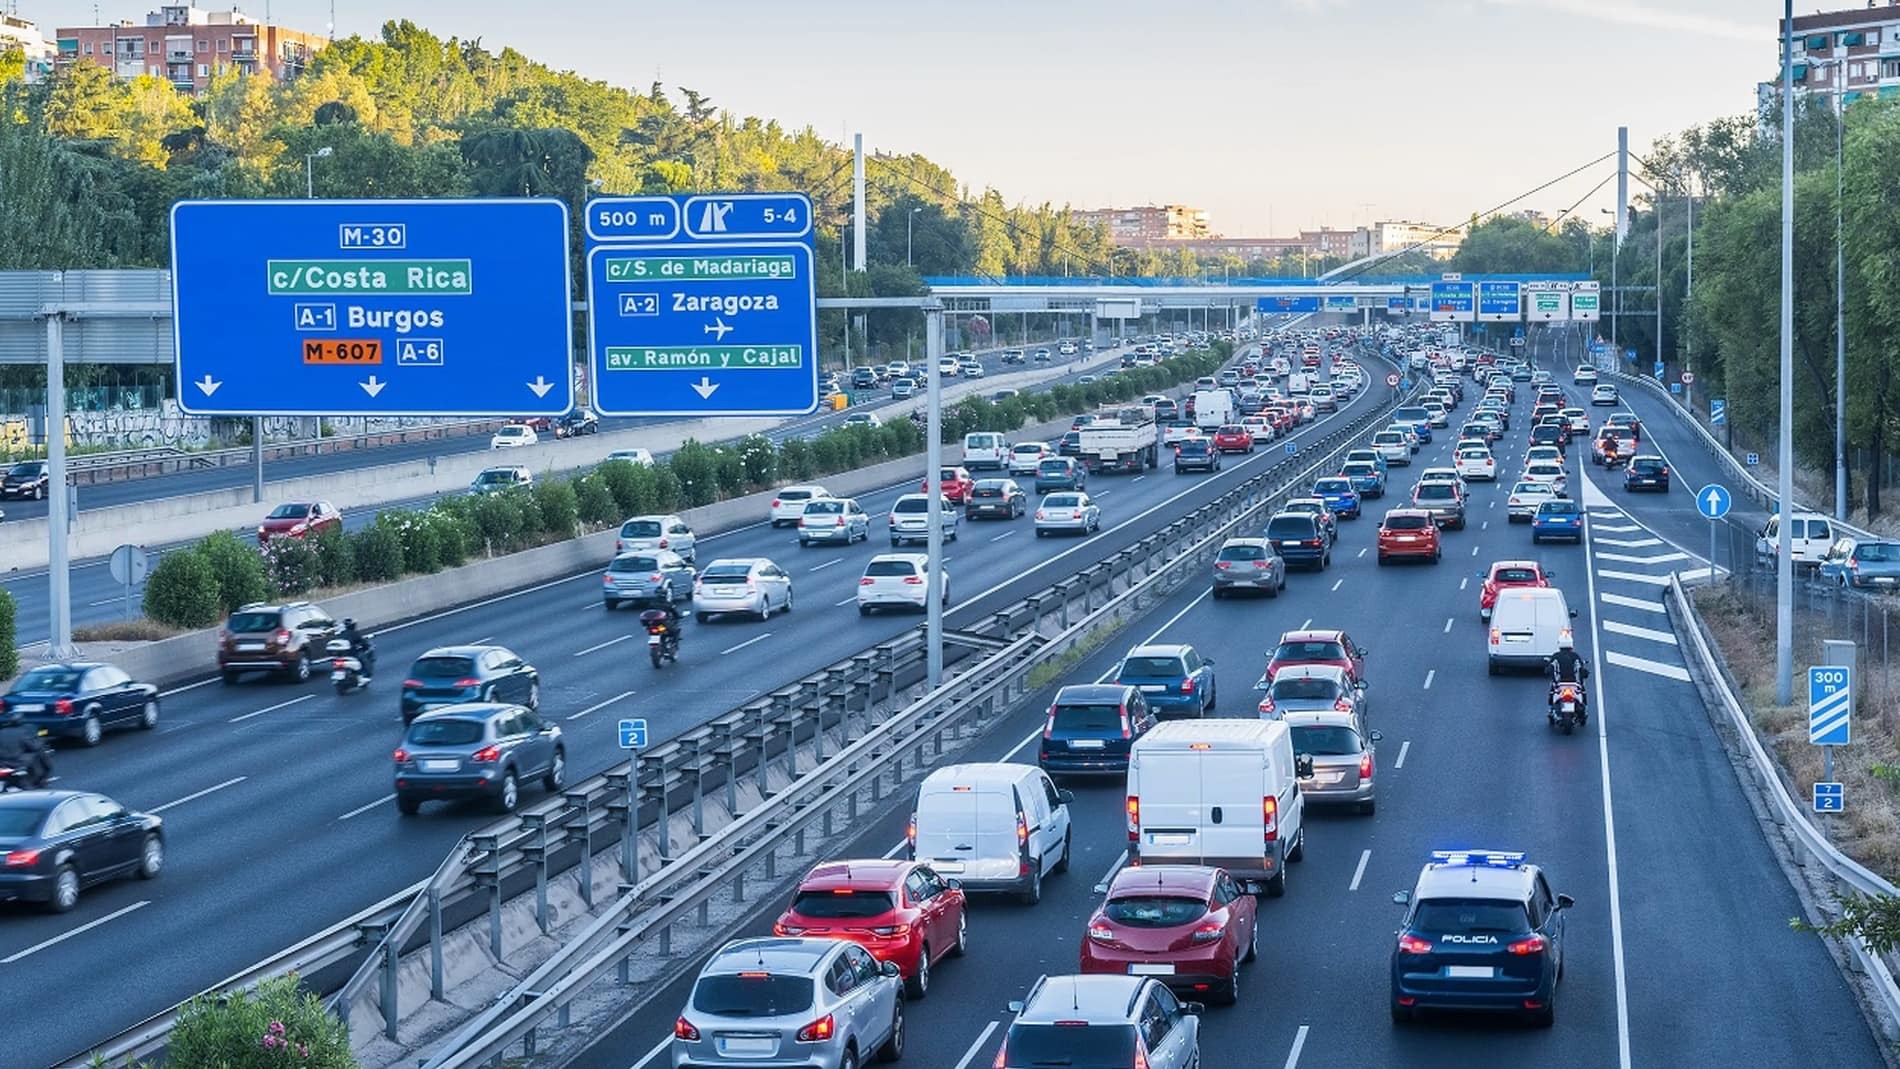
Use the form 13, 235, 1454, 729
909, 763, 1073, 905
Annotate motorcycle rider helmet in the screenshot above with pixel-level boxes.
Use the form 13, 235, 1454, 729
1557, 633, 1575, 651
343, 618, 357, 630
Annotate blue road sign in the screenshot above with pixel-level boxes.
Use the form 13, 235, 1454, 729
170, 199, 574, 417
1323, 294, 1357, 312
1746, 452, 1760, 466
1513, 325, 1524, 338
1625, 348, 1638, 362
1256, 296, 1320, 313
618, 717, 650, 750
586, 193, 818, 417
1809, 665, 1852, 745
1386, 297, 1410, 311
1399, 378, 1412, 391
1284, 441, 1298, 455
1477, 280, 1520, 320
1589, 340, 1607, 355
1814, 782, 1846, 813
1694, 484, 1732, 520
1710, 398, 1727, 425
1670, 382, 1683, 394
1429, 281, 1475, 318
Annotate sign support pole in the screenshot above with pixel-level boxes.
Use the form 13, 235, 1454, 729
1777, 0, 1797, 706
925, 299, 945, 688
252, 416, 264, 503
43, 311, 77, 661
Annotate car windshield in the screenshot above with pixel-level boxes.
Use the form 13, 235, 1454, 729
789, 889, 897, 918
1218, 543, 1268, 562
1858, 543, 1900, 562
1413, 898, 1532, 935
12, 667, 82, 691
7, 462, 42, 477
266, 504, 311, 519
1293, 725, 1361, 756
1273, 677, 1341, 701
1384, 514, 1431, 531
412, 656, 476, 678
1001, 1025, 1136, 1067
1275, 640, 1346, 662
1103, 895, 1208, 928
1052, 702, 1122, 733
804, 500, 844, 515
227, 611, 282, 633
474, 471, 513, 486
620, 520, 662, 538
406, 718, 485, 746
691, 974, 816, 1017
609, 556, 659, 573
864, 560, 918, 578
1121, 657, 1184, 677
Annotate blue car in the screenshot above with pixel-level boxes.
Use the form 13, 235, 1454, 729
1313, 476, 1363, 520
1530, 499, 1584, 543
1818, 537, 1900, 591
1342, 461, 1386, 499
0, 662, 160, 746
1266, 511, 1331, 570
1391, 850, 1570, 1026
1112, 643, 1216, 718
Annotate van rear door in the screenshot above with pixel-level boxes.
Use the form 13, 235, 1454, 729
1131, 750, 1206, 862
1197, 750, 1268, 865
913, 788, 981, 871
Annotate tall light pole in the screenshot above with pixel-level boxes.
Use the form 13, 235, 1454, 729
1831, 59, 1848, 520
304, 145, 332, 199
1777, 0, 1796, 705
907, 206, 921, 268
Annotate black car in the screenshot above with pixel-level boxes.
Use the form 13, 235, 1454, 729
1528, 423, 1566, 450
1624, 455, 1671, 492
851, 367, 879, 389
1056, 430, 1083, 457
553, 409, 600, 437
1173, 438, 1222, 474
0, 790, 163, 912
966, 478, 1028, 520
1, 662, 159, 746
1, 460, 48, 500
400, 645, 541, 723
1037, 684, 1154, 776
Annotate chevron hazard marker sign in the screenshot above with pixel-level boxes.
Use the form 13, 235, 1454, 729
1809, 665, 1852, 746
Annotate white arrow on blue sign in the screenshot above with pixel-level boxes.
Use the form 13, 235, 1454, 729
1809, 666, 1852, 745
618, 717, 650, 750
1814, 782, 1846, 813
1710, 398, 1727, 425
1670, 382, 1682, 394
1284, 441, 1298, 455
1694, 484, 1731, 520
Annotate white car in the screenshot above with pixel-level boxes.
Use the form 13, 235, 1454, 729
1574, 365, 1599, 384
1523, 445, 1563, 470
856, 553, 947, 615
1591, 383, 1619, 406
1241, 415, 1275, 442
769, 484, 831, 527
937, 356, 961, 377
1008, 442, 1052, 475
1034, 491, 1101, 537
889, 493, 959, 547
843, 412, 883, 430
1522, 461, 1569, 496
1372, 431, 1411, 465
693, 557, 792, 622
1563, 408, 1590, 434
1507, 480, 1560, 521
490, 424, 537, 449
604, 448, 654, 467
617, 513, 697, 561
1454, 446, 1497, 481
890, 378, 918, 399
960, 360, 985, 379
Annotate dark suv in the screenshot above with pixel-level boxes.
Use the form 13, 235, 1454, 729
1037, 683, 1153, 776
217, 602, 341, 684
1264, 512, 1330, 570
1173, 438, 1221, 474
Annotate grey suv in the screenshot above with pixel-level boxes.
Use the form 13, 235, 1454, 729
1000, 975, 1201, 1069
394, 704, 565, 815
671, 937, 904, 1068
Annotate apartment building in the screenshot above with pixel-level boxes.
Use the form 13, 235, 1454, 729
1071, 204, 1213, 241
1372, 220, 1461, 261
1765, 3, 1900, 106
1, 13, 56, 81
55, 4, 327, 94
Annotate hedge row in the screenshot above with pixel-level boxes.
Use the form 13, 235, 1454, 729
142, 343, 1231, 630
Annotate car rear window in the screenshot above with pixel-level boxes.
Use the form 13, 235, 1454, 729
1858, 543, 1900, 562
610, 556, 659, 573
1416, 484, 1456, 501
1272, 677, 1342, 701
1039, 459, 1070, 474
412, 656, 476, 678
620, 520, 662, 538
473, 471, 514, 486
1383, 514, 1430, 531
971, 484, 1005, 497
1494, 567, 1540, 583
691, 974, 816, 1017
1374, 432, 1401, 443
1218, 543, 1267, 562
1044, 494, 1082, 508
789, 889, 897, 918
1412, 898, 1532, 935
780, 490, 815, 502
1266, 516, 1315, 539
1178, 440, 1210, 454
1275, 640, 1346, 662
1013, 444, 1044, 454
864, 559, 918, 578
1343, 463, 1375, 476
1003, 1024, 1137, 1066
1540, 501, 1580, 515
1315, 479, 1351, 494
1051, 702, 1122, 733
1121, 656, 1184, 677
1103, 895, 1208, 928
1293, 725, 1360, 756
1219, 425, 1246, 435
227, 611, 282, 633
804, 500, 844, 515
406, 718, 485, 746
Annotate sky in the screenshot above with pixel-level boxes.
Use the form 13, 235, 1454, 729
35, 0, 1787, 236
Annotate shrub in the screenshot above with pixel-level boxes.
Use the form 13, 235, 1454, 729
422, 505, 477, 567
469, 491, 528, 552
597, 459, 644, 516
143, 549, 221, 629
777, 438, 814, 481
738, 434, 777, 487
310, 526, 355, 588
575, 473, 619, 527
713, 446, 747, 499
350, 524, 404, 582
649, 463, 682, 511
197, 529, 270, 613
388, 513, 442, 574
670, 441, 719, 507
809, 433, 842, 474
0, 589, 16, 681
166, 974, 358, 1069
533, 478, 579, 538
263, 535, 321, 597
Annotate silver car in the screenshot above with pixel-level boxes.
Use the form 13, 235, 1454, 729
797, 498, 870, 546
693, 558, 794, 623
1254, 664, 1367, 721
618, 514, 697, 563
602, 550, 694, 609
1211, 537, 1286, 598
393, 704, 565, 816
1003, 975, 1201, 1069
1034, 491, 1100, 537
671, 938, 904, 1069
889, 493, 959, 547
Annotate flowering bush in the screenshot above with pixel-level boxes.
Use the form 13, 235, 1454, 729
164, 975, 358, 1069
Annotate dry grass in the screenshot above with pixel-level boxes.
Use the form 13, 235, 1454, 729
72, 619, 187, 642
1694, 585, 1900, 880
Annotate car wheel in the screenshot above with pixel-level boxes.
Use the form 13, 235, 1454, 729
221, 671, 239, 685
1217, 953, 1241, 1006
696, 613, 711, 624
603, 598, 619, 611
1487, 658, 1499, 676
1287, 825, 1305, 862
137, 833, 164, 878
1052, 830, 1072, 874
398, 795, 422, 816
48, 865, 78, 913
139, 700, 159, 730
1528, 996, 1555, 1028
1244, 917, 1258, 963
799, 537, 809, 547
858, 605, 871, 616
494, 771, 519, 814
757, 596, 772, 622
905, 945, 931, 999
1262, 867, 1287, 898
950, 909, 968, 958
877, 1002, 904, 1063
1211, 587, 1224, 600
80, 710, 102, 747
291, 653, 311, 684
544, 747, 566, 792
891, 537, 902, 547
1359, 799, 1377, 816
1020, 862, 1043, 905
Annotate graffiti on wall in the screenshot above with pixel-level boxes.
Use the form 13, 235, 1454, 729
1, 401, 477, 453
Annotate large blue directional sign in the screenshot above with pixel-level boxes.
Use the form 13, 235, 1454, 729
586, 193, 818, 417
1256, 296, 1320, 314
1386, 297, 1410, 312
1429, 281, 1475, 321
1809, 665, 1852, 746
1323, 294, 1357, 312
171, 199, 574, 416
1694, 484, 1732, 520
1477, 281, 1521, 322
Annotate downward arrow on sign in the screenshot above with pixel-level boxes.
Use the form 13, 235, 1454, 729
360, 376, 386, 398
690, 377, 719, 399
195, 374, 222, 397
527, 376, 555, 398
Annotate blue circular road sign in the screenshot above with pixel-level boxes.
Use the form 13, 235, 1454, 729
1695, 483, 1732, 520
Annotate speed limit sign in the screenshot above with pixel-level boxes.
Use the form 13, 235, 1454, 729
1681, 371, 1695, 385
1386, 372, 1400, 388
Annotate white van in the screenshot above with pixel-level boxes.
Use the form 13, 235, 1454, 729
1756, 512, 1835, 570
963, 432, 1010, 472
909, 763, 1073, 904
1125, 720, 1308, 897
1487, 587, 1577, 674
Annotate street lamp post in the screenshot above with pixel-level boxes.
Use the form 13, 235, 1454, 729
1777, 0, 1796, 705
1832, 60, 1848, 520
304, 146, 332, 199
907, 207, 922, 268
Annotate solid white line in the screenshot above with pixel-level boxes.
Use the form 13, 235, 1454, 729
1394, 740, 1411, 768
990, 531, 1015, 542
1602, 620, 1678, 646
1348, 849, 1371, 891
1, 901, 150, 963
721, 633, 773, 655
1597, 569, 1671, 587
808, 557, 843, 572
337, 793, 396, 821
882, 838, 907, 859
1282, 1024, 1311, 1069
573, 634, 634, 657
1580, 501, 1635, 1069
1594, 536, 1662, 548
627, 1034, 673, 1069
1604, 650, 1691, 681
229, 694, 314, 723
951, 1021, 1001, 1069
1442, 617, 1453, 634
149, 776, 246, 814
1330, 579, 1343, 592
1600, 592, 1665, 614
469, 636, 495, 646
1422, 669, 1435, 690
568, 689, 637, 721
159, 678, 218, 698
1593, 523, 1642, 533
1596, 550, 1688, 565
1095, 848, 1129, 891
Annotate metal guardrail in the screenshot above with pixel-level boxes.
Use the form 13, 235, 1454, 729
50, 419, 506, 484
1668, 573, 1900, 1036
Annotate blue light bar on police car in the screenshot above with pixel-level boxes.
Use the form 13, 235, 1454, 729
1429, 850, 1527, 868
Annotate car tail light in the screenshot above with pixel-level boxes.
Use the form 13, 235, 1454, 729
771, 499, 781, 509
1214, 561, 1230, 570
1188, 922, 1225, 944
1126, 796, 1139, 841
1016, 812, 1030, 847
5, 849, 42, 867
471, 745, 501, 763
273, 628, 291, 645
1306, 539, 1321, 547
1489, 628, 1501, 647
906, 814, 916, 852
603, 574, 614, 585
1258, 695, 1275, 715
1262, 795, 1279, 842
403, 679, 424, 689
454, 678, 482, 688
393, 748, 409, 763
1397, 934, 1433, 954
1359, 751, 1374, 779
1507, 934, 1548, 955
674, 1016, 701, 1041
1180, 678, 1195, 694
870, 923, 911, 938
860, 577, 876, 585
54, 698, 73, 716
1036, 510, 1046, 520
903, 576, 924, 585
1559, 626, 1573, 644
992, 1044, 1009, 1069
616, 540, 626, 552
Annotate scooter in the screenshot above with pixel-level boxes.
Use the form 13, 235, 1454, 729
1548, 682, 1585, 735
0, 746, 52, 791
640, 610, 680, 669
326, 638, 371, 695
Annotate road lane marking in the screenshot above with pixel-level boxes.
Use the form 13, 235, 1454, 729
1357, 547, 1367, 558
469, 636, 495, 646
149, 776, 246, 814
1, 901, 150, 963
1604, 650, 1690, 681
338, 793, 396, 821
229, 694, 314, 723
1596, 550, 1688, 565
1395, 740, 1410, 768
952, 1022, 1001, 1069
1597, 569, 1671, 586
1594, 536, 1662, 548
989, 530, 1014, 542
1300, 618, 1312, 629
1471, 544, 1480, 556
1093, 848, 1129, 893
834, 596, 859, 606
1443, 617, 1453, 633
627, 1034, 672, 1069
808, 557, 843, 572
1594, 523, 1642, 533
721, 633, 773, 656
1602, 620, 1678, 645
1600, 592, 1665, 614
573, 634, 634, 657
1283, 1025, 1311, 1069
1132, 475, 1146, 482
1460, 577, 1468, 591
1422, 669, 1435, 690
1580, 503, 1635, 1069
1349, 849, 1371, 891
568, 689, 637, 721
159, 678, 218, 698
1330, 579, 1343, 592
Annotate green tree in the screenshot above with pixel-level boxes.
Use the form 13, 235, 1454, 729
0, 45, 25, 86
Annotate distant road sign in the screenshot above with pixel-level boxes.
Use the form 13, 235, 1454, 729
108, 544, 150, 587
1746, 452, 1761, 466
1809, 665, 1852, 746
1814, 782, 1845, 813
1256, 296, 1320, 314
1386, 372, 1400, 388
1477, 280, 1521, 322
1694, 484, 1732, 520
170, 199, 575, 416
1710, 398, 1727, 425
1284, 441, 1298, 455
618, 717, 650, 750
1670, 382, 1683, 394
1680, 370, 1695, 385
1429, 281, 1475, 323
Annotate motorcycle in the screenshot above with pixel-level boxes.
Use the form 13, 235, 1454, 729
0, 745, 52, 791
1548, 682, 1585, 735
326, 638, 371, 695
640, 609, 680, 669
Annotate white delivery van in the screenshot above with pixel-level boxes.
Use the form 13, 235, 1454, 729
963, 432, 1010, 472
909, 763, 1073, 904
1125, 720, 1308, 897
1285, 372, 1312, 397
1486, 587, 1577, 674
1756, 512, 1835, 570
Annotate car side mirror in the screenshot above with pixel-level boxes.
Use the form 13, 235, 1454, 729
1057, 789, 1075, 805
1202, 657, 1215, 666
1569, 609, 1579, 618
881, 960, 902, 977
1392, 890, 1412, 905
1369, 730, 1383, 742
946, 878, 963, 891
1557, 893, 1575, 910
1355, 680, 1368, 691
1006, 1000, 1026, 1014
1181, 1001, 1206, 1017
1295, 754, 1315, 778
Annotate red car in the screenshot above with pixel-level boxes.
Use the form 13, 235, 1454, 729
258, 500, 341, 544
1212, 425, 1254, 454
772, 859, 966, 997
1080, 864, 1257, 1005
1264, 628, 1367, 683
925, 466, 976, 504
1376, 508, 1442, 565
1479, 559, 1552, 621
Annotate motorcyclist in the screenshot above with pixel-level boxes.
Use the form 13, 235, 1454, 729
0, 709, 50, 789
1547, 636, 1590, 722
339, 618, 375, 680
644, 600, 682, 658
1600, 433, 1621, 468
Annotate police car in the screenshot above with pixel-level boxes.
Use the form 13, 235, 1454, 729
1389, 850, 1571, 1027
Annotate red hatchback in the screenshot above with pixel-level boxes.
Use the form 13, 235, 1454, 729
925, 466, 977, 504
1080, 865, 1257, 1004
258, 500, 341, 544
772, 859, 967, 998
1212, 425, 1254, 454
1377, 508, 1442, 565
1479, 559, 1553, 621
1264, 628, 1368, 683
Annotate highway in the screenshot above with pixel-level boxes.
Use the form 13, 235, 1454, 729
9, 328, 1363, 1068
551, 337, 1885, 1069
3, 338, 1109, 645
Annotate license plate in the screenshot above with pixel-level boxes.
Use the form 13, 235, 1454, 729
421, 759, 459, 772
1139, 685, 1167, 694
1149, 832, 1191, 847
719, 1037, 775, 1056
933, 861, 965, 872
1129, 963, 1176, 976
1877, 577, 1897, 585
1320, 772, 1345, 784
12, 703, 42, 713
1446, 965, 1496, 979
238, 642, 265, 651
1068, 738, 1105, 749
